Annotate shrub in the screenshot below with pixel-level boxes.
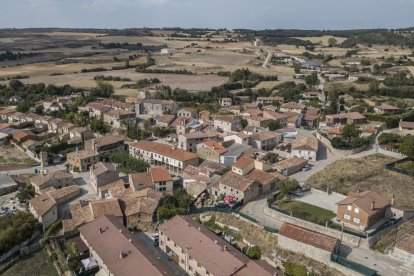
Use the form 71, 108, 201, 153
245, 246, 261, 259
283, 261, 308, 276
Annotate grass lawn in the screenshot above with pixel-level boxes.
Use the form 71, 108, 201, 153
3, 249, 58, 276
274, 200, 336, 226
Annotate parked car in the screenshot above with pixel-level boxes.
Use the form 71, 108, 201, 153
214, 202, 230, 208
151, 233, 159, 241
301, 165, 311, 171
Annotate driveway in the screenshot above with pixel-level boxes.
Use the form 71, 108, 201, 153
296, 188, 346, 212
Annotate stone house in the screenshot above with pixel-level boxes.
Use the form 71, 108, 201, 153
84, 135, 125, 157
219, 97, 232, 107
211, 171, 259, 203
177, 107, 197, 118
67, 149, 99, 172
280, 102, 305, 113
89, 162, 119, 193
30, 170, 73, 193
291, 134, 319, 161
86, 102, 111, 119
136, 99, 179, 116
103, 109, 136, 129
274, 157, 308, 176
249, 131, 283, 150
325, 112, 366, 126
196, 140, 228, 163
213, 115, 242, 133
129, 166, 173, 193
177, 131, 219, 153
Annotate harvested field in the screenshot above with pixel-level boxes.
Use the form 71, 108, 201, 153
210, 212, 343, 276
255, 81, 280, 89
294, 36, 347, 46
0, 146, 38, 167
306, 155, 414, 209
16, 68, 228, 91
0, 60, 136, 78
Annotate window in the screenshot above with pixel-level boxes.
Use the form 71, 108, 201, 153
344, 214, 351, 220
347, 205, 352, 211
353, 217, 360, 224
354, 208, 359, 214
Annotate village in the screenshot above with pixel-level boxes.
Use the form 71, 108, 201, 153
0, 27, 414, 276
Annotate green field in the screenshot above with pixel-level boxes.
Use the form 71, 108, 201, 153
275, 200, 336, 226
3, 249, 58, 276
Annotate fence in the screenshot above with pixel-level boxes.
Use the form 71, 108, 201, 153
386, 158, 414, 177
331, 254, 377, 276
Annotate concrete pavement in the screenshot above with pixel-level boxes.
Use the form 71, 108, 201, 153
0, 164, 67, 176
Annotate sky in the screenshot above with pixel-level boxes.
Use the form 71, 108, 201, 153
1, 0, 414, 30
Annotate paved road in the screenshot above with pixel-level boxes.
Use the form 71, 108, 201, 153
0, 164, 67, 175
133, 232, 187, 276
341, 245, 414, 276
242, 197, 283, 229
317, 73, 325, 92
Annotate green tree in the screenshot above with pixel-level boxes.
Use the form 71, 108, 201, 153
400, 135, 414, 158
328, 37, 338, 47
268, 120, 281, 131
385, 116, 400, 129
341, 124, 361, 141
241, 118, 248, 129
16, 101, 30, 112
90, 118, 109, 134
8, 79, 24, 91
91, 80, 114, 98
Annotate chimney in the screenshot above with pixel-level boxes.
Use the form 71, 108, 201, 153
371, 201, 375, 211
223, 245, 227, 251
391, 194, 395, 206
98, 227, 103, 234
119, 251, 126, 259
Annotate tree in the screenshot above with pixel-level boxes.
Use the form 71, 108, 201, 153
385, 116, 400, 129
16, 101, 30, 113
400, 135, 414, 158
268, 120, 281, 131
328, 37, 338, 47
294, 65, 301, 74
8, 79, 24, 91
305, 72, 319, 86
341, 124, 361, 141
90, 118, 109, 134
91, 80, 114, 98
241, 118, 248, 129
109, 151, 150, 173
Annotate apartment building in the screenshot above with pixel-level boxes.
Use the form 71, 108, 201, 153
159, 216, 281, 276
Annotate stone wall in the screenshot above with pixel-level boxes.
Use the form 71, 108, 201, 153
263, 204, 366, 248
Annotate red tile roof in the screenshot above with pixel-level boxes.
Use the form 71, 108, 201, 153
279, 223, 339, 252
